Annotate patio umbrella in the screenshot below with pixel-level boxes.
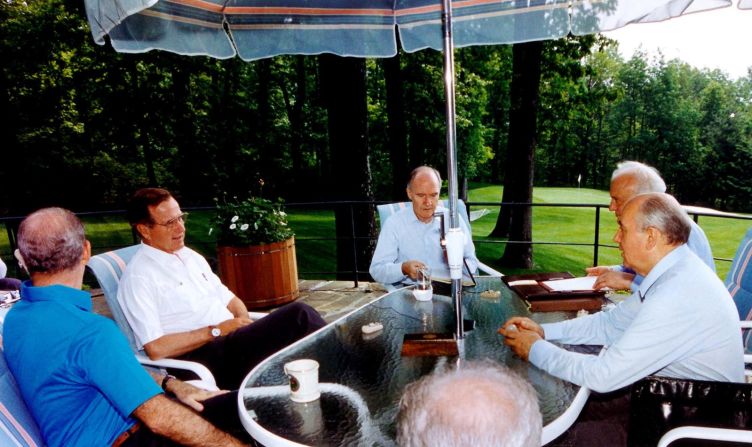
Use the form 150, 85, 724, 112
84, 0, 732, 337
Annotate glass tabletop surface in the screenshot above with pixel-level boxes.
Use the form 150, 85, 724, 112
241, 277, 580, 446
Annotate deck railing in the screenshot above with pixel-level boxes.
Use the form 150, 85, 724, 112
2, 201, 751, 281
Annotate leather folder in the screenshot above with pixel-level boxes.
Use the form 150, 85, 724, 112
502, 271, 605, 312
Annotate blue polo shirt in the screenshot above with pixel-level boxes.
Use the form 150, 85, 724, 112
3, 281, 161, 447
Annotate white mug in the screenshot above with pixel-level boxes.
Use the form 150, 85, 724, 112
284, 359, 320, 403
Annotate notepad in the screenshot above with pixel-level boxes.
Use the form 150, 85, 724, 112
541, 276, 598, 292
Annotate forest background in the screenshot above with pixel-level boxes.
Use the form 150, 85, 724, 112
2, 0, 751, 274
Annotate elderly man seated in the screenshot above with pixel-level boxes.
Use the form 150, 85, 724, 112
500, 193, 742, 446
369, 166, 479, 286
587, 161, 714, 291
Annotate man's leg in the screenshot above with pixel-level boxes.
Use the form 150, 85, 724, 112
178, 302, 326, 389
0, 277, 22, 290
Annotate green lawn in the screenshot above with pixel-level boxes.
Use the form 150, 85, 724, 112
1, 187, 749, 282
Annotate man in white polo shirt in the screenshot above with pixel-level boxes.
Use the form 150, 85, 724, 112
118, 188, 326, 389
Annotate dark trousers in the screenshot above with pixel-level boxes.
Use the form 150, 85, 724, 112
0, 277, 22, 290
120, 391, 257, 446
548, 386, 632, 447
177, 301, 326, 389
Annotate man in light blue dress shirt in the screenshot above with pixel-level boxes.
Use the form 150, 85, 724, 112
587, 161, 714, 292
500, 193, 742, 446
369, 166, 479, 286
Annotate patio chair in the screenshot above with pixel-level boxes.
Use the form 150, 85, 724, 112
0, 322, 46, 447
726, 226, 752, 377
87, 245, 267, 390
376, 199, 502, 279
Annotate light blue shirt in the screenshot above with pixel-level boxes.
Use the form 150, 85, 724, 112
530, 244, 743, 393
369, 206, 479, 285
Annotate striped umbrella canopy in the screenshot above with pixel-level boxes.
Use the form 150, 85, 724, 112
85, 0, 733, 61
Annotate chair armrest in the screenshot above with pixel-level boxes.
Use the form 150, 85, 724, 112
136, 353, 217, 388
477, 261, 503, 277
658, 426, 752, 447
541, 386, 591, 445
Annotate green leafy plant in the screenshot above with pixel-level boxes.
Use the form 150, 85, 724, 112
213, 196, 294, 246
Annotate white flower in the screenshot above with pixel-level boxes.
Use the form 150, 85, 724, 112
254, 222, 258, 230
231, 215, 239, 223
229, 223, 237, 230
208, 228, 213, 235
240, 223, 249, 231
279, 211, 287, 217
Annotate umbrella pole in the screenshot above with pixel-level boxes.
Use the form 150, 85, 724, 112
440, 0, 465, 339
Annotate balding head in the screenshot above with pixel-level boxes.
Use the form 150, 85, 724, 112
396, 360, 541, 447
609, 161, 666, 216
615, 193, 691, 276
625, 193, 691, 246
406, 166, 443, 224
17, 208, 86, 275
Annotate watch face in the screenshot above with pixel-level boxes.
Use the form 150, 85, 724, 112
211, 327, 221, 337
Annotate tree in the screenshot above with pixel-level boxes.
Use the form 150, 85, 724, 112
492, 41, 543, 269
319, 55, 376, 281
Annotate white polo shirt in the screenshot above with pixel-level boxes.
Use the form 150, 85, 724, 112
118, 244, 235, 350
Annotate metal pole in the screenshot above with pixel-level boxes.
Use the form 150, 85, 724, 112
440, 0, 464, 339
593, 205, 601, 267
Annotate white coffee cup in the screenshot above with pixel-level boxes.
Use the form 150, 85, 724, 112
284, 359, 320, 403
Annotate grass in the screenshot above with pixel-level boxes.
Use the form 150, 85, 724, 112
1, 186, 749, 282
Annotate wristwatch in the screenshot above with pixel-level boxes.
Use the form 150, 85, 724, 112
161, 374, 176, 391
210, 325, 221, 337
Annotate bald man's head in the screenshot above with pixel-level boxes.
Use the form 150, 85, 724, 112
17, 208, 86, 275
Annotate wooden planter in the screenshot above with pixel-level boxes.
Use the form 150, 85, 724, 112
217, 237, 300, 309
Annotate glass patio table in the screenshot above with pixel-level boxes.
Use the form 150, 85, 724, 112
238, 277, 590, 446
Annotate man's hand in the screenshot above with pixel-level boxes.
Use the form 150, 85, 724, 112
593, 271, 634, 291
498, 319, 542, 362
401, 260, 427, 280
585, 266, 611, 277
500, 317, 544, 338
217, 317, 252, 336
165, 378, 229, 412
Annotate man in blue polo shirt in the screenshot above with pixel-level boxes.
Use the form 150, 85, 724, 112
3, 207, 247, 447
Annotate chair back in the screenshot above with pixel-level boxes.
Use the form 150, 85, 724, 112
86, 245, 142, 352
0, 323, 46, 447
377, 199, 471, 227
726, 227, 752, 352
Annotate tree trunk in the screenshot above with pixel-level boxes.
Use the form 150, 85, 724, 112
383, 54, 409, 201
319, 55, 376, 281
493, 41, 543, 269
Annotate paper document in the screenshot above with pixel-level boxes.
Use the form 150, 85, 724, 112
541, 276, 598, 292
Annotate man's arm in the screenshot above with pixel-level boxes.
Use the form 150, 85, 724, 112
143, 317, 251, 359
145, 370, 227, 412
370, 220, 411, 284
226, 296, 251, 320
133, 394, 246, 447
